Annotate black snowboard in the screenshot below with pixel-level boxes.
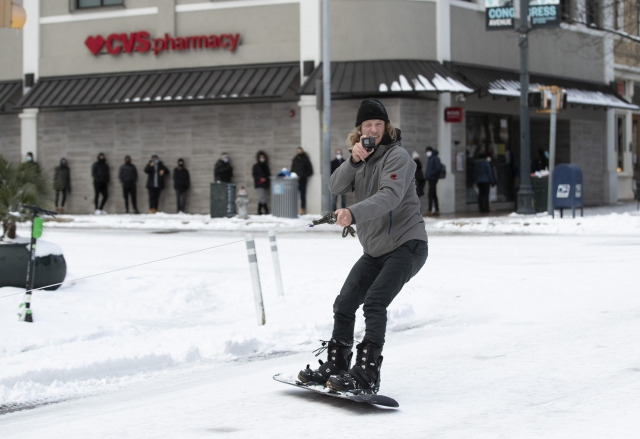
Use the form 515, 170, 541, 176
273, 373, 399, 408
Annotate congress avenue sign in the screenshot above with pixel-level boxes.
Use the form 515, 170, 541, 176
85, 31, 241, 56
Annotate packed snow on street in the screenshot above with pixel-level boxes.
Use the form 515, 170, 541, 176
1, 205, 640, 438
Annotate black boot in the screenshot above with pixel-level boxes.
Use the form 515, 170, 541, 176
263, 203, 269, 214
298, 339, 353, 386
326, 341, 383, 394
258, 203, 263, 215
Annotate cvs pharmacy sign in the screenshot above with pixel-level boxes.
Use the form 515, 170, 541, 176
85, 30, 241, 56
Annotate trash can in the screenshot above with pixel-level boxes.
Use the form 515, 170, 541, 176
271, 176, 298, 218
210, 183, 236, 218
0, 241, 67, 290
531, 176, 548, 213
552, 164, 583, 218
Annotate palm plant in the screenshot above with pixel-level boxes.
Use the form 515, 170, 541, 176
0, 154, 50, 240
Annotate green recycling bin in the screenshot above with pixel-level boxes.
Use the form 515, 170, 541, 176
210, 183, 236, 218
531, 176, 548, 213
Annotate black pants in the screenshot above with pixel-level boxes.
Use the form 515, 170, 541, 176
298, 178, 308, 209
427, 179, 439, 212
94, 182, 108, 210
477, 182, 490, 212
148, 187, 162, 210
55, 190, 67, 208
332, 239, 428, 347
176, 189, 188, 212
122, 184, 138, 212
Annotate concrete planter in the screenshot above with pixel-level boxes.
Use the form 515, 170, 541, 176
0, 240, 67, 290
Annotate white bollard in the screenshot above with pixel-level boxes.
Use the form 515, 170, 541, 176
245, 234, 266, 325
268, 231, 284, 296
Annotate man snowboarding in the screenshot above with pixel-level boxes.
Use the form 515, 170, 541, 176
297, 98, 428, 395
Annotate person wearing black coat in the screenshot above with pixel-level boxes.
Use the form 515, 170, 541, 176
173, 158, 191, 213
473, 153, 497, 213
252, 150, 271, 214
119, 155, 139, 214
144, 154, 169, 213
91, 152, 110, 214
213, 152, 233, 183
412, 151, 426, 198
423, 146, 442, 216
53, 157, 71, 213
330, 149, 346, 211
291, 147, 314, 214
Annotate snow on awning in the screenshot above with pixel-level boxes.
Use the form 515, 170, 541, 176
452, 63, 639, 111
299, 60, 474, 96
18, 63, 300, 110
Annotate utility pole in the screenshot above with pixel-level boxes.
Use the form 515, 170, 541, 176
321, 0, 331, 213
516, 0, 535, 214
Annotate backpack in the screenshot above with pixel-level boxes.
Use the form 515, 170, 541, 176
439, 164, 446, 179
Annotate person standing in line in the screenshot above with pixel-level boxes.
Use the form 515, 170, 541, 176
24, 152, 41, 173
298, 98, 428, 395
291, 147, 314, 215
214, 152, 233, 183
412, 151, 426, 198
423, 146, 442, 217
473, 152, 496, 213
144, 154, 169, 214
119, 155, 139, 214
252, 150, 271, 215
92, 152, 110, 214
331, 149, 347, 211
173, 158, 191, 213
53, 157, 71, 214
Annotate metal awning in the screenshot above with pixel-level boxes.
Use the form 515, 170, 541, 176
300, 60, 474, 97
450, 63, 639, 110
18, 63, 300, 110
0, 80, 22, 112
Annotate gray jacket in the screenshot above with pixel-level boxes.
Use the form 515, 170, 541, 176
329, 131, 428, 257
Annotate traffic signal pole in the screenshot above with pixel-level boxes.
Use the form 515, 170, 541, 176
516, 0, 535, 214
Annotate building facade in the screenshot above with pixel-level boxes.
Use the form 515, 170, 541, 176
0, 0, 635, 215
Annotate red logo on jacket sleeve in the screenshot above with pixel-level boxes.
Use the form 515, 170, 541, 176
390, 173, 397, 180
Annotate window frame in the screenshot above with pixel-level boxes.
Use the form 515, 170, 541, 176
75, 0, 124, 10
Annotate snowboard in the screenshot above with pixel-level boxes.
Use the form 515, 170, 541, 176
273, 373, 399, 408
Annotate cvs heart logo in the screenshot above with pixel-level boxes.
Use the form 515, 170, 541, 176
85, 35, 105, 56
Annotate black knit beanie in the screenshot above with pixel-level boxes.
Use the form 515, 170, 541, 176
355, 98, 390, 127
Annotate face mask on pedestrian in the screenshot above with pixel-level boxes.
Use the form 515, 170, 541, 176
486, 156, 491, 162
336, 154, 342, 160
426, 151, 432, 158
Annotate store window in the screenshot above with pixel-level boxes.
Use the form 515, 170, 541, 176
560, 0, 572, 23
77, 0, 124, 8
585, 0, 600, 27
465, 113, 516, 205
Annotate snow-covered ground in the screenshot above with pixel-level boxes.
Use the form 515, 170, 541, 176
1, 203, 640, 438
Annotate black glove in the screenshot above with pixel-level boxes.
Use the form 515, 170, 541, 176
310, 212, 355, 238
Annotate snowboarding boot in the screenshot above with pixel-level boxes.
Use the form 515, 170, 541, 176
298, 339, 352, 386
326, 341, 383, 394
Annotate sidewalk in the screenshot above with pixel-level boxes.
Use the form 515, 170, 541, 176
440, 200, 639, 220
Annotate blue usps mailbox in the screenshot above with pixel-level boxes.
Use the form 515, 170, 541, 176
552, 164, 583, 218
